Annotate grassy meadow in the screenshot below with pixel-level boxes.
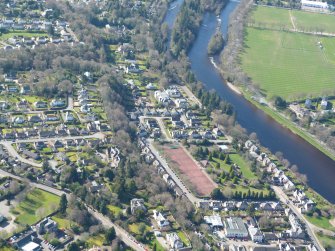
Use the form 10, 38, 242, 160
12, 189, 60, 225
242, 6, 335, 100
241, 27, 335, 99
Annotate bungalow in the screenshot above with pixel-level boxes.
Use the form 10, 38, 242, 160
189, 118, 201, 127
53, 140, 64, 149
22, 150, 40, 160
213, 128, 224, 137
189, 130, 202, 139
7, 85, 19, 93
39, 130, 55, 138
34, 101, 47, 109
236, 201, 249, 211
45, 114, 59, 122
20, 85, 31, 94
29, 115, 42, 123
67, 128, 79, 136
16, 132, 27, 139
172, 120, 185, 129
64, 111, 75, 122
202, 130, 214, 140
259, 202, 273, 211
34, 141, 46, 150
17, 100, 29, 110
50, 99, 65, 108
4, 132, 15, 140
12, 116, 25, 124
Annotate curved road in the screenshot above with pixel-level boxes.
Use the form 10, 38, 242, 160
0, 169, 146, 251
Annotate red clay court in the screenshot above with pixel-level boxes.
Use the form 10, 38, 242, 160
163, 145, 216, 196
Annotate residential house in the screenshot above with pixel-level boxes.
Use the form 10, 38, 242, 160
20, 85, 31, 94
17, 100, 29, 110
153, 210, 170, 229
22, 150, 40, 160
174, 98, 188, 109
50, 99, 65, 108
34, 101, 47, 109
130, 198, 146, 214
89, 181, 103, 193
166, 232, 183, 250
36, 217, 57, 234
248, 226, 264, 243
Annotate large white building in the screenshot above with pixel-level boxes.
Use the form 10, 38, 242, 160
301, 0, 328, 9
224, 217, 249, 239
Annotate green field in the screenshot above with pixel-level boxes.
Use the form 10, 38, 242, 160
248, 6, 293, 29
12, 189, 60, 225
249, 6, 335, 34
291, 10, 335, 34
241, 27, 335, 99
0, 31, 47, 40
317, 233, 335, 249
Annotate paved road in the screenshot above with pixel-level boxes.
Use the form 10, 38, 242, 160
0, 168, 146, 251
1, 142, 42, 167
1, 132, 105, 144
272, 186, 324, 251
0, 132, 106, 167
180, 86, 202, 107
86, 207, 147, 251
146, 139, 203, 205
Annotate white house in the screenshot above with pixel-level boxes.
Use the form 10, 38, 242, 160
166, 232, 183, 249
153, 210, 170, 228
248, 226, 263, 243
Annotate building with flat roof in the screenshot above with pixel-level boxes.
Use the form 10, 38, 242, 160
224, 217, 249, 239
21, 241, 40, 251
301, 0, 328, 9
204, 215, 223, 229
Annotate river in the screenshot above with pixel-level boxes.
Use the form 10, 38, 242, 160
164, 0, 335, 203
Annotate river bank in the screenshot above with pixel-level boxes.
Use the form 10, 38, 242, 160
187, 5, 335, 203
212, 0, 335, 162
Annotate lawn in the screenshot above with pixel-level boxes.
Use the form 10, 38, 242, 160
248, 6, 293, 29
317, 233, 335, 249
0, 31, 47, 40
12, 189, 60, 225
86, 234, 105, 247
107, 205, 123, 215
51, 215, 74, 230
230, 154, 257, 179
212, 154, 257, 180
177, 231, 190, 246
241, 27, 335, 100
291, 10, 335, 34
249, 6, 335, 34
305, 215, 335, 231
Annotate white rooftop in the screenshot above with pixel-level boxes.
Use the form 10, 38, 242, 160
22, 241, 40, 251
